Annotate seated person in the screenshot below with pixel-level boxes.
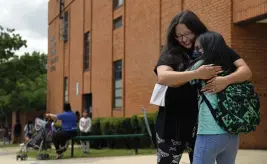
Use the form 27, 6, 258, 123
45, 103, 77, 159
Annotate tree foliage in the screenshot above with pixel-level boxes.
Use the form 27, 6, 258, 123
0, 26, 27, 63
0, 26, 46, 115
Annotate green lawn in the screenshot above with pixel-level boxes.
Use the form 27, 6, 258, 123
27, 147, 156, 159
0, 143, 19, 148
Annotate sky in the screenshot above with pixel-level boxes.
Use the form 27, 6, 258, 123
0, 0, 48, 55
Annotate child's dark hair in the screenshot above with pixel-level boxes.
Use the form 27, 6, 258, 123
196, 31, 237, 70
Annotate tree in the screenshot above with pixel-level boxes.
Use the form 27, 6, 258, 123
0, 26, 46, 115
0, 51, 47, 114
0, 26, 26, 116
0, 26, 27, 63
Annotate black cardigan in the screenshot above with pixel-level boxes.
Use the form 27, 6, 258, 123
154, 52, 198, 141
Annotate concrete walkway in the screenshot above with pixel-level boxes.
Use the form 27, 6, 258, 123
0, 147, 266, 164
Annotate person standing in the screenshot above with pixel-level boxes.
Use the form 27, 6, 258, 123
188, 32, 252, 164
13, 120, 22, 144
79, 110, 92, 154
154, 10, 252, 164
154, 10, 219, 164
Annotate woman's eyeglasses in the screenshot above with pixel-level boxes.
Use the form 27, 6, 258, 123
176, 32, 194, 41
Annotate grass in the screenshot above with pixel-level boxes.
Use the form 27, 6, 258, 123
26, 147, 156, 159
0, 143, 19, 148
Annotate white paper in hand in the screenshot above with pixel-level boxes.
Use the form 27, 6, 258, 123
150, 83, 168, 107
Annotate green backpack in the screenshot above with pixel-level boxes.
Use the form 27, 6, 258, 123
199, 69, 261, 135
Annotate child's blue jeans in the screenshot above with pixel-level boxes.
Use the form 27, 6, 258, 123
193, 133, 239, 164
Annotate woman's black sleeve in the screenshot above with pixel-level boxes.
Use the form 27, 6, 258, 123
228, 47, 241, 63
154, 53, 176, 75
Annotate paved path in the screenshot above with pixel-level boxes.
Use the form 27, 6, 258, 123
0, 147, 266, 164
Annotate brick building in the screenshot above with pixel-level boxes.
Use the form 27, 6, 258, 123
47, 0, 267, 149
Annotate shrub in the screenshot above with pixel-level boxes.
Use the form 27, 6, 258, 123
55, 111, 158, 149
89, 111, 158, 149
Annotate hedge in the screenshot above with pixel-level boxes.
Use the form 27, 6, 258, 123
87, 111, 158, 149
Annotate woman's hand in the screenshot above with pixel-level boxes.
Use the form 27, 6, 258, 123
195, 65, 222, 80
201, 76, 229, 93
202, 59, 252, 94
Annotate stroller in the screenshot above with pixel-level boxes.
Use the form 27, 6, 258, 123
16, 117, 54, 161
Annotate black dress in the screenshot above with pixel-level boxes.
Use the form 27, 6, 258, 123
154, 51, 198, 164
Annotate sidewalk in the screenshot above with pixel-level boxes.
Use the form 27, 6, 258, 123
0, 147, 266, 164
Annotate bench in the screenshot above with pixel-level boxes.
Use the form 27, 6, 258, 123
70, 107, 153, 157
70, 133, 146, 157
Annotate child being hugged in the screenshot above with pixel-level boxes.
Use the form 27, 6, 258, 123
188, 31, 259, 164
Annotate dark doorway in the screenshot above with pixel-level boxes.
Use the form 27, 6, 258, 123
83, 94, 92, 118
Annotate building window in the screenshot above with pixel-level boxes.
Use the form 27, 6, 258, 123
83, 94, 92, 118
113, 60, 122, 108
64, 11, 69, 42
113, 0, 124, 9
84, 32, 90, 70
113, 16, 122, 30
64, 77, 69, 103
59, 0, 65, 19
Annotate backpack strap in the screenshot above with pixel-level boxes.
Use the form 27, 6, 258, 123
199, 91, 218, 120
195, 82, 219, 123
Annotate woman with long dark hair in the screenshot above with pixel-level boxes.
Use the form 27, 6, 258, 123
154, 10, 252, 164
188, 31, 252, 164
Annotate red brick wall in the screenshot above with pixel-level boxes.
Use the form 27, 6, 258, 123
112, 5, 125, 117
84, 0, 92, 32
113, 110, 124, 117
47, 18, 64, 114
124, 0, 160, 117
65, 0, 74, 7
83, 0, 92, 94
69, 0, 84, 113
113, 28, 124, 61
48, 0, 267, 149
161, 0, 182, 45
233, 0, 267, 23
48, 0, 58, 23
183, 0, 233, 44
113, 5, 124, 19
113, 11, 124, 62
91, 0, 113, 117
231, 23, 267, 149
83, 72, 91, 94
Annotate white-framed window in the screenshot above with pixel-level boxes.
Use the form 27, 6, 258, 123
64, 77, 69, 103
113, 60, 122, 108
113, 0, 124, 9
